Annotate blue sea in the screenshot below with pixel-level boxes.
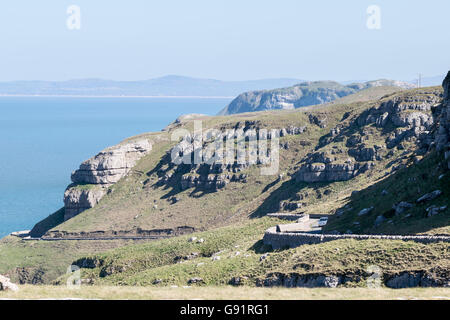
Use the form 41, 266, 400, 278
0, 96, 231, 238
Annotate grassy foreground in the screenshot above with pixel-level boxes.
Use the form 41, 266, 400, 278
0, 285, 449, 300
63, 216, 448, 287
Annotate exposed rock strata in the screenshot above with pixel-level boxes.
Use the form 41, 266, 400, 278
256, 269, 449, 288
71, 140, 152, 184
436, 71, 450, 168
295, 89, 443, 183
161, 125, 306, 191
295, 161, 374, 183
357, 89, 441, 150
63, 186, 108, 220
63, 140, 152, 221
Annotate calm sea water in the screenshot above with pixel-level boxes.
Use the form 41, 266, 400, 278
0, 96, 231, 238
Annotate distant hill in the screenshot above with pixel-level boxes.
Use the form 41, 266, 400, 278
219, 79, 415, 115
0, 76, 305, 97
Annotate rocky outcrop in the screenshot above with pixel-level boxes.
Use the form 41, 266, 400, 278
12, 267, 45, 285
294, 87, 444, 183
308, 113, 328, 128
348, 145, 381, 161
257, 273, 343, 288
436, 71, 450, 168
0, 275, 19, 291
71, 140, 152, 184
295, 160, 374, 183
416, 190, 442, 203
63, 139, 152, 221
219, 80, 414, 115
159, 124, 305, 192
357, 89, 441, 150
385, 270, 449, 288
63, 186, 108, 220
255, 269, 449, 288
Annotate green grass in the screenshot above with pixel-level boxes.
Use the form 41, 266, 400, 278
60, 219, 449, 288
0, 236, 138, 284
325, 151, 450, 235
61, 218, 278, 285
1, 285, 449, 300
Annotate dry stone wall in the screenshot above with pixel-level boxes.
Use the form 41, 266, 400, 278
263, 227, 450, 250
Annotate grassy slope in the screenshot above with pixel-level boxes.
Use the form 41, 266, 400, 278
53, 87, 411, 234
325, 152, 450, 235
1, 286, 449, 300
53, 218, 449, 288
328, 86, 406, 105
51, 109, 325, 233
0, 236, 139, 284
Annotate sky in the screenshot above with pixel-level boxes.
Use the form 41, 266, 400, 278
0, 0, 448, 82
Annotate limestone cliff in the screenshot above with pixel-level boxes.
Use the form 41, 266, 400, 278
71, 140, 151, 184
63, 186, 107, 220
436, 71, 450, 168
295, 87, 442, 183
219, 80, 415, 115
64, 140, 152, 220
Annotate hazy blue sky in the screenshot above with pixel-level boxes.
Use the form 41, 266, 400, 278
0, 0, 448, 81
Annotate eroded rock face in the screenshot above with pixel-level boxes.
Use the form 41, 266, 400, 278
257, 273, 348, 288
71, 140, 152, 184
63, 186, 107, 221
63, 139, 152, 221
163, 125, 305, 191
385, 270, 449, 288
295, 87, 444, 183
357, 89, 441, 151
295, 158, 375, 183
436, 71, 450, 168
296, 162, 359, 182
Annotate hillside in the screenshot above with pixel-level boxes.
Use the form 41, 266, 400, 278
0, 76, 304, 97
40, 86, 446, 237
0, 73, 449, 289
218, 80, 415, 115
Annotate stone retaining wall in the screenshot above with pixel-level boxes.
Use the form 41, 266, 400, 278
263, 227, 450, 250
267, 213, 310, 222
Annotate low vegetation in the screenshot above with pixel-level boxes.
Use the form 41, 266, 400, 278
1, 286, 448, 300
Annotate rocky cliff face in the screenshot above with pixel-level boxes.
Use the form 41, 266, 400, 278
71, 140, 152, 184
63, 186, 108, 220
154, 122, 306, 192
436, 71, 450, 168
64, 140, 152, 221
219, 80, 415, 115
295, 88, 442, 183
